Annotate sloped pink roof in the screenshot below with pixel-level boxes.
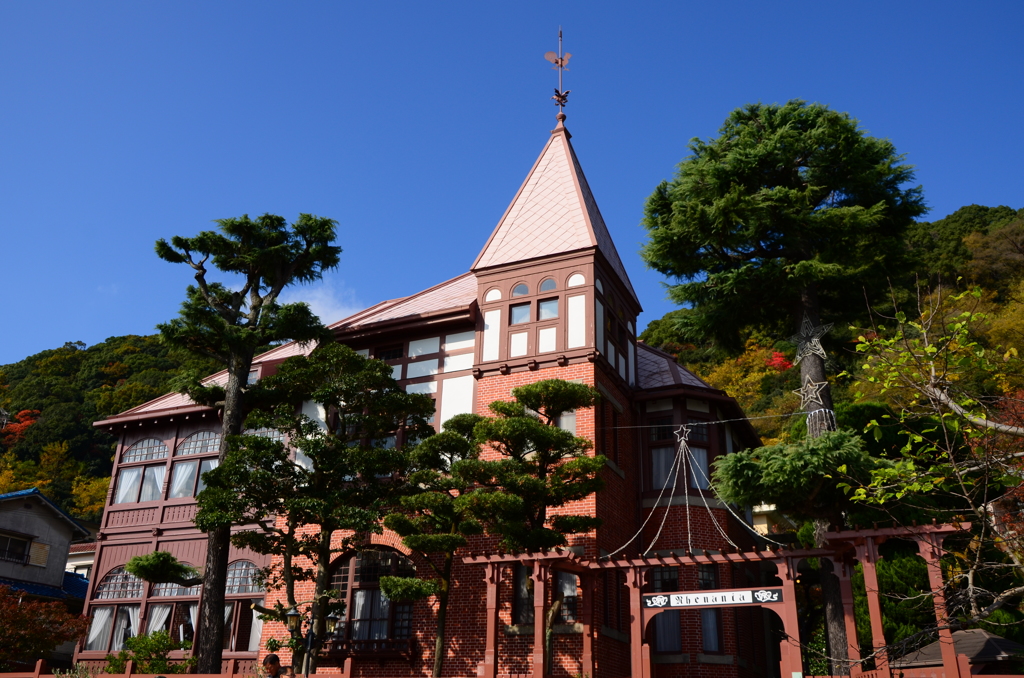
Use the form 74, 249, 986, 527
472, 125, 638, 303
636, 342, 710, 390
329, 273, 477, 330
111, 339, 318, 417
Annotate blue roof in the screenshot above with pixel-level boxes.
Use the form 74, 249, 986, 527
0, 576, 69, 599
0, 572, 90, 600
63, 571, 90, 599
0, 487, 89, 537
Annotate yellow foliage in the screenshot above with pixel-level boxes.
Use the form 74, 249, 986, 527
72, 476, 110, 520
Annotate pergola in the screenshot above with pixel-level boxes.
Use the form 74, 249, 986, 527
464, 522, 965, 678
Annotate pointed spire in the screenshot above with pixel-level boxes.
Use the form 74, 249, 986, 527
471, 126, 639, 304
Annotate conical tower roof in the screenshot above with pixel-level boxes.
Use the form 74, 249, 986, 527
472, 123, 638, 303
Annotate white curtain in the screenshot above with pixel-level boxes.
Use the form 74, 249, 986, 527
111, 605, 139, 652
701, 609, 720, 652
689, 447, 710, 490
197, 459, 218, 494
169, 461, 198, 498
85, 607, 113, 651
351, 590, 371, 640
223, 602, 235, 650
651, 447, 675, 490
186, 603, 199, 643
114, 468, 142, 504
654, 610, 681, 653
139, 466, 165, 502
248, 600, 264, 653
370, 594, 390, 640
147, 604, 172, 634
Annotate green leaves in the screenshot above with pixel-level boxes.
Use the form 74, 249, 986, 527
125, 551, 203, 586
642, 99, 926, 350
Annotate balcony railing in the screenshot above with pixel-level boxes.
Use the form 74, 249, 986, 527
0, 549, 29, 564
320, 637, 414, 659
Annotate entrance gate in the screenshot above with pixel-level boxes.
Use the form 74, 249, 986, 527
466, 523, 965, 678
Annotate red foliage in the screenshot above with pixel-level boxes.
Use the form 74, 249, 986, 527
0, 585, 90, 670
764, 351, 793, 372
0, 410, 40, 449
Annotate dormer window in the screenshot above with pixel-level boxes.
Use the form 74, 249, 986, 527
510, 303, 531, 325
539, 278, 557, 292
512, 283, 529, 297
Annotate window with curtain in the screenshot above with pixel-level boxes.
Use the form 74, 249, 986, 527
689, 446, 710, 490
114, 465, 165, 504
83, 604, 141, 652
650, 446, 677, 491
555, 571, 578, 623
329, 550, 415, 643
513, 564, 534, 625
651, 567, 681, 653
699, 564, 722, 652
168, 459, 219, 498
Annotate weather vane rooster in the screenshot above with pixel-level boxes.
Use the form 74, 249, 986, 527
544, 29, 571, 110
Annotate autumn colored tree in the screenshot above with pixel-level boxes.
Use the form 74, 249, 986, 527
0, 585, 90, 670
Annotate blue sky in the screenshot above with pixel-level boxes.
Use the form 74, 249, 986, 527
1, 1, 1021, 365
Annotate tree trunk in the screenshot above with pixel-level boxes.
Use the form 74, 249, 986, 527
195, 354, 253, 673
798, 285, 850, 676
432, 555, 453, 678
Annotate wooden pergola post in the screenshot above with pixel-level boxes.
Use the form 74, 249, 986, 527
479, 562, 500, 678
580, 572, 594, 678
915, 532, 960, 678
852, 538, 889, 674
625, 566, 646, 678
836, 559, 863, 675
532, 561, 548, 678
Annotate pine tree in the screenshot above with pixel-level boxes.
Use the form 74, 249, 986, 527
155, 213, 340, 672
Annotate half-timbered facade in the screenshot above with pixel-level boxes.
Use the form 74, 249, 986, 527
79, 118, 775, 678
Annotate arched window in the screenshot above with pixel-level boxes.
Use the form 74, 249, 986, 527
94, 566, 144, 600
329, 550, 415, 643
152, 564, 200, 597
176, 431, 220, 456
225, 560, 261, 594
539, 278, 557, 292
484, 288, 502, 302
121, 438, 168, 464
511, 283, 529, 297
567, 273, 586, 288
245, 427, 285, 444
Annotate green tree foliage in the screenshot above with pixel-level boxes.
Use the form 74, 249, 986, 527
381, 413, 485, 678
641, 99, 926, 354
196, 343, 433, 673
103, 631, 195, 674
850, 543, 934, 656
460, 379, 604, 551
455, 379, 604, 671
908, 204, 1022, 282
0, 585, 90, 670
125, 551, 202, 587
0, 336, 218, 516
155, 212, 341, 673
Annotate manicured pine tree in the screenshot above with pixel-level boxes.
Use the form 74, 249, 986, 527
154, 213, 340, 672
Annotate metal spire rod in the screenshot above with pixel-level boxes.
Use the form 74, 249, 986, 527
544, 28, 572, 114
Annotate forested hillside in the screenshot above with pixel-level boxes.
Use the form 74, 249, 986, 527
641, 203, 1024, 445
0, 335, 218, 521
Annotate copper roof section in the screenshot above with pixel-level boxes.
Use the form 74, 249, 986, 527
635, 342, 710, 390
328, 273, 478, 331
472, 124, 638, 303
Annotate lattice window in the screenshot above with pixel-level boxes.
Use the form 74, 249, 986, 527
245, 428, 285, 444
225, 561, 260, 594
176, 431, 221, 456
121, 438, 168, 464
94, 566, 144, 599
153, 564, 200, 596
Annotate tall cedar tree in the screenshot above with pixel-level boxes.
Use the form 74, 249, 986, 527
195, 343, 434, 673
458, 380, 604, 671
642, 100, 926, 673
380, 413, 487, 678
155, 213, 340, 672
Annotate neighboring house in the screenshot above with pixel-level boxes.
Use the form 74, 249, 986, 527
894, 628, 1024, 674
79, 116, 772, 678
1, 487, 92, 665
66, 542, 97, 580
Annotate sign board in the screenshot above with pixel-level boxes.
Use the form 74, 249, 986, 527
642, 587, 783, 610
